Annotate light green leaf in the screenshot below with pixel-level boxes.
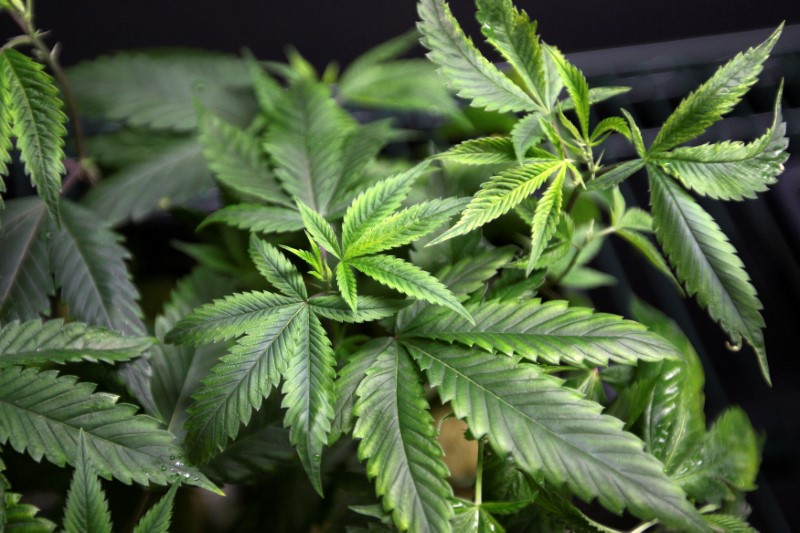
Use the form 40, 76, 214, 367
512, 113, 545, 164
341, 162, 430, 250
1, 491, 56, 532
590, 116, 631, 143
63, 432, 113, 533
68, 52, 255, 130
0, 52, 13, 200
51, 200, 145, 335
348, 254, 473, 324
406, 341, 708, 531
560, 86, 631, 112
0, 49, 66, 223
527, 165, 565, 273
0, 319, 152, 367
132, 484, 179, 533
652, 88, 788, 200
649, 25, 782, 153
417, 0, 537, 113
199, 204, 304, 234
475, 0, 548, 109
0, 366, 217, 492
702, 513, 757, 533
451, 503, 504, 533
82, 137, 214, 226
197, 106, 291, 206
295, 198, 342, 258
245, 53, 284, 117
337, 262, 358, 312
249, 235, 307, 299
435, 137, 518, 166
0, 198, 52, 321
354, 342, 453, 532
431, 159, 566, 244
309, 296, 408, 324
559, 266, 616, 289
345, 197, 468, 258
552, 50, 590, 137
281, 308, 336, 495
405, 298, 680, 367
648, 167, 768, 383
587, 160, 644, 192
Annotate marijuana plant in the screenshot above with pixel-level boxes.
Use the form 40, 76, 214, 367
0, 0, 788, 531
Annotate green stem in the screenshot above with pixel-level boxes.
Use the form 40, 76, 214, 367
475, 438, 484, 506
629, 519, 658, 533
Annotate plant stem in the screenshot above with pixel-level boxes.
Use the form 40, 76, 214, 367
475, 438, 484, 505
629, 519, 658, 533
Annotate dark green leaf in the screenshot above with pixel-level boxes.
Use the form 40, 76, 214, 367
63, 432, 113, 533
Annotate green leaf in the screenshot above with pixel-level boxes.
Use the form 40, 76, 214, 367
417, 0, 537, 113
475, 0, 548, 109
354, 342, 453, 532
587, 160, 644, 192
435, 137, 518, 166
180, 301, 305, 461
309, 296, 408, 324
702, 513, 756, 533
2, 492, 56, 532
616, 229, 682, 289
295, 198, 342, 258
198, 204, 304, 234
197, 106, 291, 206
249, 235, 307, 299
431, 159, 566, 244
68, 52, 255, 130
51, 200, 145, 335
590, 116, 631, 143
527, 165, 565, 273
649, 25, 782, 153
406, 341, 708, 531
344, 197, 468, 258
341, 162, 430, 250
245, 53, 284, 116
405, 298, 680, 367
0, 49, 66, 223
82, 136, 214, 226
204, 420, 294, 484
648, 167, 768, 383
652, 88, 788, 200
0, 198, 52, 322
132, 484, 179, 533
264, 79, 354, 214
0, 366, 217, 492
281, 308, 336, 495
674, 408, 760, 504
63, 432, 113, 533
0, 53, 13, 202
560, 86, 631, 112
0, 319, 152, 367
451, 503, 505, 533
552, 51, 590, 137
511, 113, 545, 164
348, 254, 473, 324
336, 262, 359, 312
559, 267, 616, 290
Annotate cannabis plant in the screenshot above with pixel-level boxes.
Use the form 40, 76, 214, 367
0, 0, 788, 530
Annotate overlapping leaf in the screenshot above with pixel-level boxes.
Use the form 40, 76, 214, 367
199, 204, 304, 234
63, 432, 113, 533
527, 165, 565, 273
436, 137, 518, 166
132, 484, 179, 533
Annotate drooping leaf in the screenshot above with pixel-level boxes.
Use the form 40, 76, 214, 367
198, 204, 304, 234
0, 198, 52, 322
309, 296, 408, 324
648, 166, 768, 383
354, 342, 453, 532
68, 52, 255, 130
648, 25, 782, 153
63, 432, 113, 533
435, 137, 518, 166
527, 165, 565, 273
616, 228, 682, 289
0, 366, 217, 492
431, 159, 566, 244
281, 307, 336, 495
51, 200, 145, 335
197, 106, 291, 206
204, 420, 294, 484
132, 484, 180, 533
405, 298, 679, 367
82, 136, 214, 225
406, 341, 708, 531
0, 49, 67, 222
348, 254, 473, 323
249, 235, 307, 300
0, 319, 152, 367
417, 0, 537, 113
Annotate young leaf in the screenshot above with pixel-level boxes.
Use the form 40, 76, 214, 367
197, 106, 291, 206
0, 366, 217, 492
552, 51, 590, 137
405, 341, 708, 532
249, 235, 307, 300
354, 343, 453, 532
417, 0, 537, 113
405, 298, 680, 367
295, 198, 342, 258
511, 113, 545, 164
649, 25, 782, 153
1, 492, 56, 532
0, 198, 52, 322
648, 167, 768, 383
435, 137, 518, 166
526, 165, 565, 273
348, 254, 473, 323
431, 159, 566, 244
0, 49, 67, 222
336, 262, 358, 312
199, 204, 304, 234
0, 319, 153, 367
51, 200, 145, 335
63, 432, 113, 533
132, 484, 180, 533
587, 160, 644, 192
651, 88, 788, 200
